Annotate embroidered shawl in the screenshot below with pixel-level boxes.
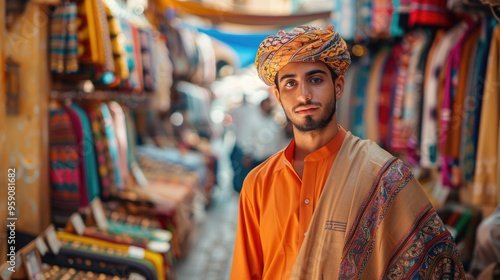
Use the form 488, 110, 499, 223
291, 132, 465, 279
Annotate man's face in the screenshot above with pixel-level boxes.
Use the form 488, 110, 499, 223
275, 61, 340, 133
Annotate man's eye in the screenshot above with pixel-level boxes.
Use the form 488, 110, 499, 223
285, 81, 296, 87
310, 77, 322, 83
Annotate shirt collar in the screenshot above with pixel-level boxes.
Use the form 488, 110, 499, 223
283, 126, 347, 164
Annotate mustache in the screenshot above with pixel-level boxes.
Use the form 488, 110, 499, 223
292, 100, 321, 111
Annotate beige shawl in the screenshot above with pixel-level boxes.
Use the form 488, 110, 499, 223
291, 132, 465, 279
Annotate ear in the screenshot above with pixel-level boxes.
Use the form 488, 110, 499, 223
272, 86, 281, 104
334, 75, 345, 100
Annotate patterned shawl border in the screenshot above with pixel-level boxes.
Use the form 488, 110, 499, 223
382, 205, 437, 279
339, 159, 414, 279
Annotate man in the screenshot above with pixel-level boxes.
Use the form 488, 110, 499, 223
230, 25, 465, 279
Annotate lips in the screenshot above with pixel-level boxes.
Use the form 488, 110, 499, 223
295, 105, 319, 114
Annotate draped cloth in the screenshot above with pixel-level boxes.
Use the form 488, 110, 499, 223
291, 132, 465, 279
255, 25, 351, 86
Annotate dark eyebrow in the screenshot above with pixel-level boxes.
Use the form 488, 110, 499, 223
278, 69, 328, 83
306, 69, 328, 76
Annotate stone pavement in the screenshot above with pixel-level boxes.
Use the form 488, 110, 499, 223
174, 132, 239, 280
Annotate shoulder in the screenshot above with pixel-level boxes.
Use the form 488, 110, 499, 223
240, 150, 285, 197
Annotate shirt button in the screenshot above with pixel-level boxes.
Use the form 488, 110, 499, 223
304, 198, 310, 204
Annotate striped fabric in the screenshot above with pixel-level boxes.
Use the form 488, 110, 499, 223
64, 106, 89, 207
49, 2, 78, 74
100, 103, 124, 190
49, 108, 81, 225
86, 105, 117, 199
71, 104, 101, 202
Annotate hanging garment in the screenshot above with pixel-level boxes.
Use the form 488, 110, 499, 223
86, 105, 117, 199
138, 29, 156, 92
49, 2, 79, 74
76, 0, 108, 67
390, 35, 413, 153
151, 35, 172, 112
104, 1, 129, 82
100, 103, 124, 190
364, 47, 390, 144
49, 108, 82, 225
378, 46, 398, 149
402, 29, 432, 166
64, 106, 90, 207
473, 24, 500, 206
71, 103, 100, 202
409, 0, 453, 28
108, 101, 129, 187
460, 18, 497, 183
441, 22, 481, 188
420, 22, 468, 168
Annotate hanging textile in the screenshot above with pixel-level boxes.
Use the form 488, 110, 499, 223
65, 106, 90, 207
100, 103, 124, 190
420, 22, 468, 168
86, 105, 117, 199
139, 29, 156, 92
49, 2, 78, 74
473, 23, 500, 206
460, 18, 497, 183
364, 47, 391, 144
49, 107, 82, 225
71, 103, 101, 202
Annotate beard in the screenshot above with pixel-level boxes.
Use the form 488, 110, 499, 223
285, 94, 337, 133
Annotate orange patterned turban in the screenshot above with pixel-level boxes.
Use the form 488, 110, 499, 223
255, 25, 351, 86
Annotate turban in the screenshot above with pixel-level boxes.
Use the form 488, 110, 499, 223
255, 25, 351, 86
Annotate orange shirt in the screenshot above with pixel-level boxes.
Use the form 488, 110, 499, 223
230, 127, 347, 279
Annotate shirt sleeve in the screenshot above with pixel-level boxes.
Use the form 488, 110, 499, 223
230, 185, 263, 280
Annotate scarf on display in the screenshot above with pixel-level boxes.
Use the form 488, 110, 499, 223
291, 132, 465, 279
64, 106, 89, 207
49, 2, 78, 74
86, 105, 117, 199
473, 24, 500, 206
49, 108, 82, 224
409, 0, 453, 28
255, 25, 351, 86
139, 29, 156, 92
76, 0, 108, 67
71, 103, 101, 202
100, 103, 124, 190
461, 18, 497, 183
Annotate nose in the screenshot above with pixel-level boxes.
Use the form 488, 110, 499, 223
298, 83, 312, 103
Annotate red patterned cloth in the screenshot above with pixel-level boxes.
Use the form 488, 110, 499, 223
409, 0, 453, 28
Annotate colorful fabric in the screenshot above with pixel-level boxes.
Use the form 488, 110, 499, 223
409, 0, 453, 28
49, 2, 78, 74
71, 104, 100, 202
231, 128, 347, 279
104, 1, 129, 82
255, 25, 351, 86
108, 101, 129, 186
289, 132, 465, 279
56, 231, 166, 280
86, 105, 116, 199
64, 106, 89, 207
49, 108, 81, 225
473, 23, 500, 206
139, 29, 156, 92
100, 103, 124, 190
420, 22, 468, 168
460, 18, 496, 183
